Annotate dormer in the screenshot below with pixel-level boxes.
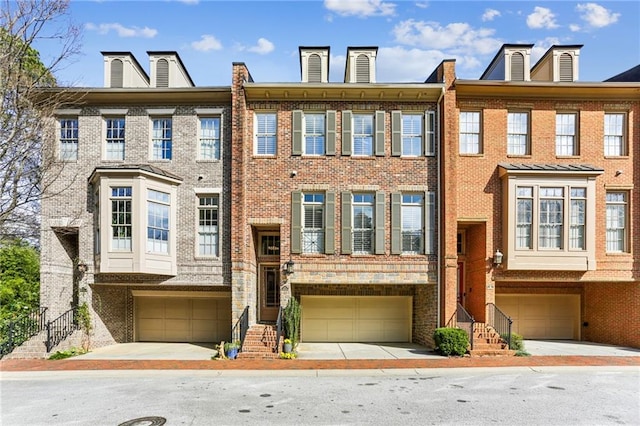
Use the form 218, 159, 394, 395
299, 46, 330, 83
147, 51, 195, 88
102, 52, 149, 88
344, 46, 378, 83
480, 44, 533, 81
531, 45, 582, 82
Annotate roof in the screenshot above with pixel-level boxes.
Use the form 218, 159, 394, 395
498, 163, 604, 174
89, 164, 183, 183
100, 51, 150, 82
530, 44, 584, 75
605, 64, 640, 82
479, 43, 534, 80
147, 51, 195, 86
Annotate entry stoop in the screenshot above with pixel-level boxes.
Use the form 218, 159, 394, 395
2, 330, 83, 360
237, 324, 282, 359
469, 323, 515, 357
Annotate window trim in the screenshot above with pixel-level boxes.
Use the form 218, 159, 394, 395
149, 117, 173, 161
57, 116, 79, 161
196, 193, 220, 258
459, 110, 482, 155
605, 191, 629, 253
603, 112, 627, 157
507, 111, 530, 156
198, 115, 222, 161
254, 112, 277, 156
555, 112, 579, 157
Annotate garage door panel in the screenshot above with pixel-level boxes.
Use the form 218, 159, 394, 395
327, 321, 355, 341
303, 319, 330, 341
496, 295, 579, 340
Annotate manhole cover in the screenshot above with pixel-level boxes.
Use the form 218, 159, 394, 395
118, 417, 166, 426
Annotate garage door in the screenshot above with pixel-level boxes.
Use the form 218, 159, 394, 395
496, 294, 580, 340
301, 296, 412, 342
136, 296, 231, 343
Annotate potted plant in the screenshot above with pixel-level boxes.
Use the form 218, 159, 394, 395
283, 338, 293, 353
224, 341, 240, 359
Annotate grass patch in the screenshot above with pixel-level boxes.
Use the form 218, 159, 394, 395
48, 347, 88, 360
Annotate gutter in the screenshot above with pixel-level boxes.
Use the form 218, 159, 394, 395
436, 84, 445, 329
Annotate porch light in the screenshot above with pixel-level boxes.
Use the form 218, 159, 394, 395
283, 260, 295, 275
77, 262, 88, 273
493, 250, 503, 266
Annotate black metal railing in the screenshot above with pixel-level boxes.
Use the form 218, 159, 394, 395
46, 307, 78, 352
274, 306, 283, 354
0, 307, 48, 358
447, 303, 475, 349
486, 303, 513, 349
231, 306, 249, 350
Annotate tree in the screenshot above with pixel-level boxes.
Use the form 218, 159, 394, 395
0, 239, 40, 320
0, 0, 81, 243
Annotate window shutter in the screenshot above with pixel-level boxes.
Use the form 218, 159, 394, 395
292, 110, 303, 155
425, 191, 435, 254
325, 191, 335, 254
375, 111, 385, 156
308, 54, 322, 83
291, 191, 302, 254
391, 193, 402, 254
111, 59, 123, 88
375, 191, 385, 254
510, 53, 524, 81
391, 111, 402, 156
342, 111, 352, 156
355, 54, 369, 83
559, 53, 573, 82
341, 191, 352, 254
326, 110, 336, 155
425, 111, 435, 156
156, 59, 169, 87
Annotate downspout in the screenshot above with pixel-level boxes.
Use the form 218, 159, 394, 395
436, 83, 445, 328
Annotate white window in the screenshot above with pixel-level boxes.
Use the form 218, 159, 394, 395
353, 114, 373, 156
402, 114, 422, 156
110, 186, 132, 251
606, 192, 627, 252
569, 188, 586, 250
105, 117, 126, 160
255, 113, 276, 155
198, 195, 219, 256
604, 113, 625, 156
516, 187, 533, 249
507, 112, 529, 155
425, 111, 435, 156
59, 118, 78, 161
199, 117, 221, 160
151, 118, 172, 160
402, 194, 423, 253
556, 113, 577, 156
303, 193, 324, 253
304, 113, 325, 155
539, 187, 564, 249
147, 189, 170, 254
353, 194, 374, 253
459, 111, 480, 154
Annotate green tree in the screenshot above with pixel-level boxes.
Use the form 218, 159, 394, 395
0, 239, 40, 320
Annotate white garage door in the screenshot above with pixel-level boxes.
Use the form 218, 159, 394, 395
496, 294, 580, 340
301, 296, 412, 342
136, 296, 231, 343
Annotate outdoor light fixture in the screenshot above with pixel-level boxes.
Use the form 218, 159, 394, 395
283, 260, 295, 275
77, 262, 88, 273
493, 249, 503, 266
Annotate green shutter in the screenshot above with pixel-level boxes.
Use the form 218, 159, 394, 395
391, 192, 402, 254
291, 191, 302, 254
341, 191, 352, 254
292, 110, 303, 156
325, 191, 335, 254
375, 110, 385, 156
342, 111, 352, 156
326, 110, 336, 155
425, 191, 435, 254
391, 111, 402, 156
375, 191, 385, 254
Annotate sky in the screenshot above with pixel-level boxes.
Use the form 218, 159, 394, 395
35, 0, 640, 87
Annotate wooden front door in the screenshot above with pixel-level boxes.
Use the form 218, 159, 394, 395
259, 264, 280, 322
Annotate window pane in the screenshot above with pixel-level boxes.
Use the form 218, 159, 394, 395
402, 115, 422, 156
507, 112, 528, 155
304, 113, 325, 155
106, 118, 125, 160
459, 112, 480, 154
401, 194, 423, 253
198, 195, 219, 256
353, 194, 374, 253
606, 192, 626, 252
556, 113, 576, 156
256, 113, 276, 155
353, 114, 373, 156
604, 113, 624, 156
59, 119, 79, 160
152, 118, 172, 160
110, 186, 132, 251
200, 117, 221, 160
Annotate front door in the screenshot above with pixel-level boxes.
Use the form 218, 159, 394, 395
259, 265, 280, 322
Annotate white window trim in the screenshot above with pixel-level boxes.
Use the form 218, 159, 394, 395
254, 112, 277, 156
57, 116, 79, 161
459, 111, 481, 155
303, 112, 326, 156
102, 115, 127, 161
149, 116, 173, 161
195, 191, 221, 258
197, 115, 223, 161
352, 113, 374, 157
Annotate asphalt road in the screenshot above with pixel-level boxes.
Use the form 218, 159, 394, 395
2, 366, 638, 425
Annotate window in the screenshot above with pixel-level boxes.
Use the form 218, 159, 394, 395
199, 117, 221, 160
341, 191, 384, 255
304, 113, 325, 155
392, 192, 434, 255
459, 111, 481, 154
260, 235, 280, 256
147, 189, 170, 254
151, 118, 172, 160
507, 112, 529, 155
391, 111, 435, 156
569, 188, 586, 250
105, 117, 125, 160
59, 118, 78, 160
352, 194, 374, 253
538, 187, 564, 249
303, 193, 324, 253
604, 113, 625, 156
198, 195, 219, 256
606, 192, 627, 252
353, 114, 373, 156
556, 113, 577, 156
255, 113, 276, 155
516, 187, 533, 249
401, 194, 423, 253
402, 114, 422, 156
425, 111, 435, 156
111, 186, 132, 251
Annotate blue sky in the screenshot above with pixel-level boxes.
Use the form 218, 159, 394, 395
37, 1, 640, 87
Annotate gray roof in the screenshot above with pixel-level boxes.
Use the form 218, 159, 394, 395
605, 64, 640, 82
499, 163, 604, 172
90, 164, 183, 181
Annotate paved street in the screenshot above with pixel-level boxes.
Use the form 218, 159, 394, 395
2, 366, 638, 425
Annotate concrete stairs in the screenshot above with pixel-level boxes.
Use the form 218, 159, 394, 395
2, 330, 83, 360
237, 324, 282, 360
469, 322, 514, 357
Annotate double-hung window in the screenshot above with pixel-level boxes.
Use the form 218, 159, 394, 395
304, 114, 325, 155
401, 194, 423, 253
353, 114, 373, 156
111, 186, 132, 251
391, 111, 435, 156
538, 187, 564, 249
507, 112, 529, 155
402, 114, 422, 156
459, 111, 481, 154
198, 195, 219, 256
556, 113, 578, 156
59, 118, 79, 161
105, 117, 126, 160
352, 194, 374, 253
291, 191, 335, 255
151, 118, 172, 160
255, 113, 276, 155
606, 192, 627, 252
303, 193, 324, 253
147, 189, 170, 254
604, 113, 625, 156
292, 111, 336, 156
199, 117, 221, 160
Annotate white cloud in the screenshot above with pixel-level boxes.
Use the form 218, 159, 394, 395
324, 0, 396, 17
392, 19, 502, 55
415, 2, 429, 9
482, 8, 501, 22
85, 22, 157, 38
526, 6, 559, 29
191, 35, 222, 52
248, 38, 275, 55
569, 24, 581, 32
178, 0, 199, 4
531, 37, 561, 63
576, 3, 620, 28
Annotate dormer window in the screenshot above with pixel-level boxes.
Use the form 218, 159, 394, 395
344, 47, 377, 83
111, 59, 123, 88
299, 47, 329, 83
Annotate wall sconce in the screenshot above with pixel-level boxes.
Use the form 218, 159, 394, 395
77, 262, 88, 273
283, 260, 295, 275
493, 249, 503, 266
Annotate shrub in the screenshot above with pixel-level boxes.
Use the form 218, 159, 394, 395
48, 347, 87, 360
433, 327, 469, 356
500, 332, 524, 351
283, 297, 301, 348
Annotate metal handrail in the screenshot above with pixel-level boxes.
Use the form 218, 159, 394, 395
486, 303, 513, 349
447, 303, 475, 349
0, 307, 48, 358
46, 307, 78, 352
274, 306, 283, 353
231, 306, 249, 350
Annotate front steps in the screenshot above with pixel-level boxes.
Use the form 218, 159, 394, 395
469, 323, 514, 357
237, 324, 282, 360
2, 330, 83, 360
